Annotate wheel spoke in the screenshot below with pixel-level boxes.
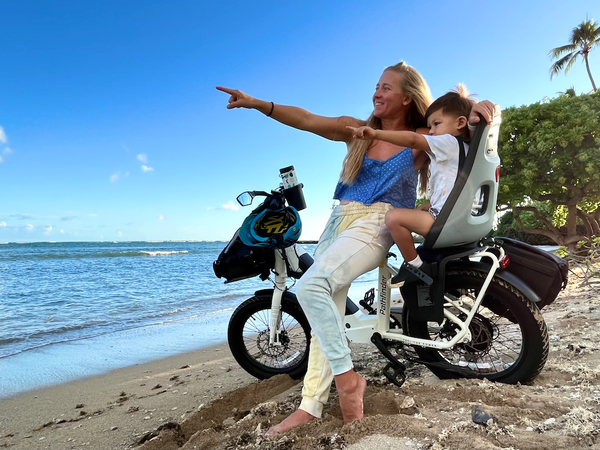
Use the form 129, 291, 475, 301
238, 308, 308, 370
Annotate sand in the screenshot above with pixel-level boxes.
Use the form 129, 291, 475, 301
0, 344, 258, 449
1, 275, 598, 450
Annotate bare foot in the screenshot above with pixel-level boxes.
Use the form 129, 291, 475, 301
335, 370, 366, 425
264, 409, 316, 436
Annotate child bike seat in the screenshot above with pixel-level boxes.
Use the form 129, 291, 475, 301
422, 112, 502, 250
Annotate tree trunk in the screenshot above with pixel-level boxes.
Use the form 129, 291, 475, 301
513, 206, 564, 244
567, 202, 579, 252
584, 54, 598, 92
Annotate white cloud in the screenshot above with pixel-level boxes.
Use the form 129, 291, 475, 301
26, 224, 33, 231
0, 126, 6, 144
61, 229, 65, 233
158, 215, 164, 221
141, 165, 154, 173
110, 172, 121, 182
117, 231, 123, 237
208, 201, 239, 211
137, 153, 148, 163
0, 147, 13, 164
0, 221, 6, 227
43, 225, 52, 234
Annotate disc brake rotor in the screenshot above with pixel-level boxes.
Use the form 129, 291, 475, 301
438, 313, 495, 360
255, 329, 290, 358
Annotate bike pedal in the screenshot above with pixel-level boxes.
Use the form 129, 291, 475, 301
382, 362, 407, 388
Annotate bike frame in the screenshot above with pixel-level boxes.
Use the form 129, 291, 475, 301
268, 252, 288, 346
267, 246, 504, 351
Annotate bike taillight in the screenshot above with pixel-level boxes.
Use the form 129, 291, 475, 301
500, 254, 510, 269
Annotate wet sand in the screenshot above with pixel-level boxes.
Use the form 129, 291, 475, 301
0, 343, 258, 449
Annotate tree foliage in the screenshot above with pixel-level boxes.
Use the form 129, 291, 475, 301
497, 91, 600, 247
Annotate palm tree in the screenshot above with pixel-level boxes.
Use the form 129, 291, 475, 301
557, 86, 577, 97
549, 19, 600, 92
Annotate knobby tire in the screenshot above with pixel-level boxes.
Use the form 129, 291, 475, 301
227, 295, 311, 380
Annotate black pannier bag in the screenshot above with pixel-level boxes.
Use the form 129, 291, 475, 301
495, 237, 568, 309
213, 230, 275, 283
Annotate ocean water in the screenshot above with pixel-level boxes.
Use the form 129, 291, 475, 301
0, 241, 381, 398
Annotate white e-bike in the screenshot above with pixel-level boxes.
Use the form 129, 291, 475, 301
214, 114, 560, 386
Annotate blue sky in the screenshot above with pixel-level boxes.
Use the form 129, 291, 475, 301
1, 0, 598, 242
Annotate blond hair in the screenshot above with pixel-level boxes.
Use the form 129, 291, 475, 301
340, 61, 433, 186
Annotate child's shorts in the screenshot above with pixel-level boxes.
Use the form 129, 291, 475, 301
429, 207, 440, 220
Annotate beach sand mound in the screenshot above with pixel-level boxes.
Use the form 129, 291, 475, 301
138, 280, 600, 450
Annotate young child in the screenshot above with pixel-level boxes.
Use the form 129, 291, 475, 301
348, 85, 475, 286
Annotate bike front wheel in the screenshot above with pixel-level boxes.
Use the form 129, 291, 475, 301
227, 294, 311, 380
403, 269, 549, 384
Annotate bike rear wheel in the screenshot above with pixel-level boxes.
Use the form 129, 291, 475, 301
403, 269, 549, 384
227, 294, 311, 380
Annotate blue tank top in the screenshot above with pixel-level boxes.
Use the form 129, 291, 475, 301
333, 148, 417, 209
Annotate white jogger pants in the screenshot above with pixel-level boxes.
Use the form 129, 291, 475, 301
295, 202, 394, 418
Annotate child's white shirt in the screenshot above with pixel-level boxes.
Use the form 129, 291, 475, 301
423, 134, 467, 213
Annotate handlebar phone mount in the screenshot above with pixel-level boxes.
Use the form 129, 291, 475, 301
279, 165, 306, 211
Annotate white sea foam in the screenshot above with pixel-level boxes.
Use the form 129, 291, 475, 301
140, 250, 189, 256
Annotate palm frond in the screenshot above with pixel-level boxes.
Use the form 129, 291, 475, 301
549, 43, 577, 58
549, 52, 578, 77
563, 53, 580, 74
572, 20, 600, 44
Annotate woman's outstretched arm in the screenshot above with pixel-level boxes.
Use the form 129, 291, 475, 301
216, 86, 361, 143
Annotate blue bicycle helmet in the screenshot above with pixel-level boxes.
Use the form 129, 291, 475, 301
239, 204, 302, 249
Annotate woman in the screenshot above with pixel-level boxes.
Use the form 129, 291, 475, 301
217, 62, 495, 434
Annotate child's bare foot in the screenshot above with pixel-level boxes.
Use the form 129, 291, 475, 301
335, 370, 366, 425
264, 409, 316, 436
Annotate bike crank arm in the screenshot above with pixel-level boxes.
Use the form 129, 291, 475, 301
371, 332, 407, 387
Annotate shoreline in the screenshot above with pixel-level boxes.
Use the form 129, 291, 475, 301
0, 268, 378, 400
0, 342, 259, 450
0, 308, 237, 400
